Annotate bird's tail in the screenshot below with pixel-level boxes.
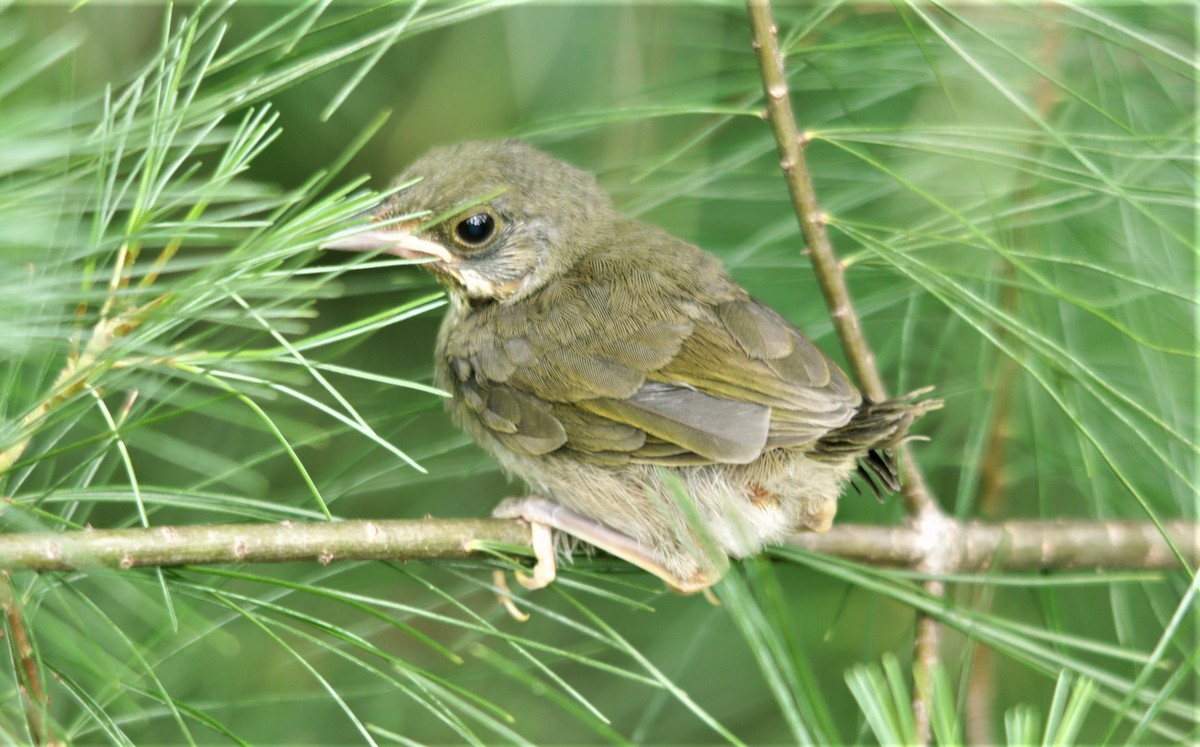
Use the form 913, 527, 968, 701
810, 387, 943, 495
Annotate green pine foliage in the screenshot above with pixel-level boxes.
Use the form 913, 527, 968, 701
0, 2, 1193, 744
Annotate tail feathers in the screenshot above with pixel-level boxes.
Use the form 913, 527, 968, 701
853, 448, 900, 497
812, 387, 942, 497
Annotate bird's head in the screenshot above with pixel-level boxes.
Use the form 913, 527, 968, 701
324, 139, 612, 305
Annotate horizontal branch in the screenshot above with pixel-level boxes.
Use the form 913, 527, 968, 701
787, 519, 1198, 572
0, 519, 531, 572
0, 517, 1194, 574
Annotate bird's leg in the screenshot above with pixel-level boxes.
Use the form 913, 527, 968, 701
492, 495, 722, 594
517, 519, 557, 590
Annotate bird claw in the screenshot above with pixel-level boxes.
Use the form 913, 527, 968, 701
514, 521, 557, 590
492, 570, 530, 622
491, 509, 558, 619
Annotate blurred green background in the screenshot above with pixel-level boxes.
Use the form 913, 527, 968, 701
1, 2, 1194, 744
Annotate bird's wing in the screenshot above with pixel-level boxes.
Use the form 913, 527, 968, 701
443, 242, 861, 467
653, 298, 861, 452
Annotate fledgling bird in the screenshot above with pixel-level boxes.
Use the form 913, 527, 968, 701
326, 139, 940, 592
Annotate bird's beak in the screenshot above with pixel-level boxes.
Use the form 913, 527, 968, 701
321, 220, 454, 263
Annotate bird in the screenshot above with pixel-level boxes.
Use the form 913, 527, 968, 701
324, 139, 940, 593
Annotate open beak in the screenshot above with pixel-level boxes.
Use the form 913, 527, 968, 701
321, 220, 454, 263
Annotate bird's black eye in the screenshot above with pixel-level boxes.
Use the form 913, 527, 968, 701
455, 213, 496, 246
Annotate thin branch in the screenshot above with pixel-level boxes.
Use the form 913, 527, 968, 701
0, 519, 531, 571
743, 1, 887, 403
1, 573, 54, 746
744, 0, 941, 520
787, 520, 1199, 571
0, 517, 1194, 573
744, 2, 945, 741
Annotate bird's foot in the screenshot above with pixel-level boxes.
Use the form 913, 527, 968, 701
491, 570, 529, 622
492, 494, 724, 597
513, 519, 557, 590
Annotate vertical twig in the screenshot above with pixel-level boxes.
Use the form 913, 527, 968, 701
743, 2, 945, 742
743, 1, 888, 404
1, 573, 54, 746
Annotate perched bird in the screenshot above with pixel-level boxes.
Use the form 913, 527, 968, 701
326, 139, 939, 592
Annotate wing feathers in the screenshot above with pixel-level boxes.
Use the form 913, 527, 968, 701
580, 382, 769, 464
717, 300, 794, 360
442, 235, 862, 466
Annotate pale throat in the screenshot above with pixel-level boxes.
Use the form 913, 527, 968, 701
448, 268, 529, 312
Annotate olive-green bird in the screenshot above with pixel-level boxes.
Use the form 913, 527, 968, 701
326, 139, 939, 592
